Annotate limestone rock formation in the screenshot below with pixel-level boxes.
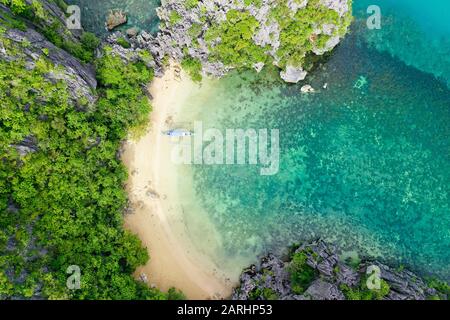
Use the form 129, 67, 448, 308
114, 0, 352, 83
3, 27, 97, 105
106, 10, 127, 31
232, 239, 448, 300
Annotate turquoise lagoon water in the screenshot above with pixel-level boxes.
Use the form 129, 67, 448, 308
179, 43, 450, 278
354, 0, 450, 87
177, 2, 450, 279
74, 1, 450, 278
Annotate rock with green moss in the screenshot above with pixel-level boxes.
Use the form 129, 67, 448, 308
1, 21, 97, 105
1, 0, 100, 63
136, 0, 353, 82
233, 239, 449, 300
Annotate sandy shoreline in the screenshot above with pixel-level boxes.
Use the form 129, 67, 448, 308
122, 63, 233, 299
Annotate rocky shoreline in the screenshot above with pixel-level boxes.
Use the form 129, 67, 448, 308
106, 0, 353, 82
232, 240, 449, 300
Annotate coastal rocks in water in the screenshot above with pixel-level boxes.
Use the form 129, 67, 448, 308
232, 239, 449, 300
126, 27, 139, 38
280, 66, 307, 83
106, 10, 128, 31
301, 84, 315, 93
233, 254, 291, 300
312, 35, 341, 55
359, 262, 431, 300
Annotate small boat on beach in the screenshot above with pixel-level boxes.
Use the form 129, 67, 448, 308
162, 129, 194, 137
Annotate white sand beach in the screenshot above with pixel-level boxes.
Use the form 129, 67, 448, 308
121, 63, 234, 299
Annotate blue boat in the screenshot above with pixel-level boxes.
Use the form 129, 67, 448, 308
163, 129, 194, 137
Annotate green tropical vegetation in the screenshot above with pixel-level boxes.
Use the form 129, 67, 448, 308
288, 250, 317, 294
181, 56, 203, 82
0, 2, 183, 299
272, 0, 353, 68
178, 0, 353, 78
249, 287, 278, 300
426, 278, 450, 300
1, 0, 99, 62
204, 9, 268, 69
2, 0, 448, 302
340, 279, 390, 300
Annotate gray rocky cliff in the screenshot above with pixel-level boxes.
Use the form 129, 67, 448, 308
111, 0, 352, 82
232, 240, 448, 300
1, 2, 97, 156
3, 27, 97, 103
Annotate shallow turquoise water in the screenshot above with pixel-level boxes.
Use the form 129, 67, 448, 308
72, 1, 450, 278
355, 0, 450, 37
354, 0, 450, 86
177, 2, 450, 278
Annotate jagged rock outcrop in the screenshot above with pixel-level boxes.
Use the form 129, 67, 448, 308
304, 279, 345, 300
112, 0, 352, 82
1, 1, 98, 159
0, 2, 97, 105
232, 239, 448, 300
233, 254, 291, 300
2, 27, 97, 105
280, 66, 308, 83
106, 9, 127, 31
359, 262, 437, 300
1, 1, 82, 42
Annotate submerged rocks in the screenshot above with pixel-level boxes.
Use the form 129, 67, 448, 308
300, 84, 315, 93
126, 27, 139, 38
106, 9, 127, 31
280, 65, 307, 83
232, 239, 449, 300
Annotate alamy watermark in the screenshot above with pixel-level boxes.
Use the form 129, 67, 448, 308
66, 5, 81, 30
66, 265, 81, 290
170, 121, 280, 176
367, 5, 382, 30
366, 265, 381, 290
